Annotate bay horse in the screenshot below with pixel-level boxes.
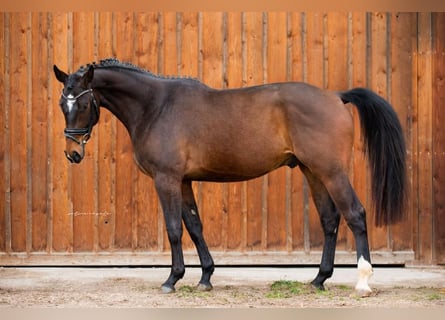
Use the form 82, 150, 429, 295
53, 58, 406, 297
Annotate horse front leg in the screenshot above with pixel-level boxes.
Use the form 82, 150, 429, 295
181, 181, 214, 291
154, 174, 185, 293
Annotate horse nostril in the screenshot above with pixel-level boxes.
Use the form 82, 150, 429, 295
64, 151, 74, 163
71, 151, 82, 163
65, 150, 82, 163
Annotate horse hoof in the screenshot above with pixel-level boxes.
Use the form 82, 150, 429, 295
310, 281, 325, 291
161, 285, 175, 294
355, 288, 372, 298
197, 282, 213, 291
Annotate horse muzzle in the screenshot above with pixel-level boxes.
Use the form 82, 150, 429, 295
65, 150, 84, 164
64, 130, 89, 164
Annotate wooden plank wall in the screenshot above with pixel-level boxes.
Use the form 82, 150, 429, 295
0, 12, 444, 265
431, 13, 445, 264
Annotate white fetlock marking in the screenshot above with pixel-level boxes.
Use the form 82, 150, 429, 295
355, 256, 373, 295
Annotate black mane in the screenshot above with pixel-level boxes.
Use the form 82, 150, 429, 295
76, 58, 199, 82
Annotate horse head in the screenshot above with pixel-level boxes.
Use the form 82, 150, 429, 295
53, 64, 100, 163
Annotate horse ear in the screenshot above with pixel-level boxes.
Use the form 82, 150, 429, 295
81, 65, 94, 87
53, 65, 68, 83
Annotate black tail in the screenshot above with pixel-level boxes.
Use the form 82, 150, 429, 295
339, 88, 407, 226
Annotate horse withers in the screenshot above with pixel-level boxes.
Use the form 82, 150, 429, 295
53, 58, 406, 297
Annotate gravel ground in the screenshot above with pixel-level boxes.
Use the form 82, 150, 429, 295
0, 266, 444, 308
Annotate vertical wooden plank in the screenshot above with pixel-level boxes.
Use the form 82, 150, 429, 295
91, 13, 100, 253
305, 12, 325, 251
220, 13, 230, 251
326, 13, 348, 90
351, 13, 367, 89
178, 12, 199, 251
25, 12, 32, 255
71, 12, 96, 252
432, 12, 445, 263
159, 12, 178, 252
201, 12, 224, 249
21, 12, 32, 253
225, 12, 244, 251
326, 12, 350, 253
127, 13, 139, 253
4, 13, 12, 254
51, 12, 72, 252
45, 13, 53, 254
389, 12, 416, 252
265, 12, 288, 250
134, 12, 161, 251
417, 12, 434, 263
410, 15, 420, 262
350, 12, 368, 254
97, 12, 116, 251
368, 12, 390, 251
113, 12, 135, 250
31, 12, 49, 251
288, 12, 305, 252
9, 12, 29, 252
0, 12, 7, 252
162, 12, 178, 78
244, 12, 264, 251
179, 12, 199, 77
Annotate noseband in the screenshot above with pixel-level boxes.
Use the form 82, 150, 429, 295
61, 88, 99, 151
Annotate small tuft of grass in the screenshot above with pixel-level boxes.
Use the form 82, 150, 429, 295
427, 293, 441, 301
315, 288, 333, 297
177, 285, 211, 298
337, 284, 352, 291
266, 280, 307, 299
266, 280, 355, 300
178, 285, 195, 294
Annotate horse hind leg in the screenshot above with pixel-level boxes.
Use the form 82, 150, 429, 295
322, 172, 373, 297
181, 181, 215, 291
300, 166, 340, 290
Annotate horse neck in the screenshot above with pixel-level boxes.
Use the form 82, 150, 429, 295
92, 68, 161, 137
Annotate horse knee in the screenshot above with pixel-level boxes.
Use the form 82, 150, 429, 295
166, 226, 183, 246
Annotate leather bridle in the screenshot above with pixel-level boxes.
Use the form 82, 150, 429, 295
61, 88, 99, 152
